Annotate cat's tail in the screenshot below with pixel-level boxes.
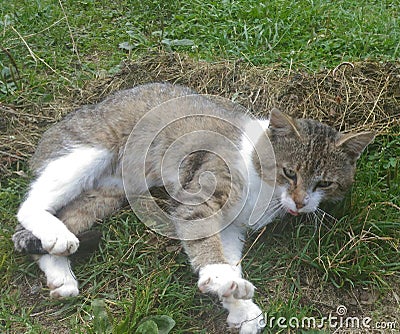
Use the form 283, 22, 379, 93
12, 224, 102, 256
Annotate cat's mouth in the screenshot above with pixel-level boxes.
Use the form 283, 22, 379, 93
287, 209, 299, 216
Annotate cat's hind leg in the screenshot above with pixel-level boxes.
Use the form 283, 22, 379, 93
15, 184, 126, 298
57, 184, 126, 235
17, 146, 113, 256
13, 185, 126, 254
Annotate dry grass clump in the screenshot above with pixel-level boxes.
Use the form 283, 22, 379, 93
73, 53, 400, 132
1, 53, 399, 176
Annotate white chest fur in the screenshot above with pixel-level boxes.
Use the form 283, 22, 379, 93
236, 118, 281, 230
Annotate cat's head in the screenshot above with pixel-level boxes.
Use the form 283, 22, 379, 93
266, 109, 374, 216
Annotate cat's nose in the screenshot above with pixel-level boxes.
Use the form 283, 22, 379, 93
295, 194, 310, 209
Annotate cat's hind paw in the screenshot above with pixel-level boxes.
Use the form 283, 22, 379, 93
198, 264, 254, 300
224, 298, 264, 334
39, 227, 79, 256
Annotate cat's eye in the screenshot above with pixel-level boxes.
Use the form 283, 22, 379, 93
283, 167, 296, 180
316, 180, 333, 188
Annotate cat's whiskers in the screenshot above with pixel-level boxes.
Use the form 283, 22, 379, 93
314, 210, 336, 241
306, 212, 320, 239
266, 202, 288, 229
267, 199, 283, 211
247, 199, 284, 233
310, 209, 333, 230
315, 207, 338, 225
266, 200, 285, 219
296, 210, 328, 240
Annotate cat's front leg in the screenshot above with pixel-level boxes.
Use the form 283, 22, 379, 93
183, 227, 264, 333
35, 254, 79, 298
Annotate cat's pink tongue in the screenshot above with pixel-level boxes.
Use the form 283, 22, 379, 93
288, 209, 299, 216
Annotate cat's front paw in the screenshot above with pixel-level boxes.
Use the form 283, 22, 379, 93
198, 264, 254, 300
39, 254, 80, 298
38, 227, 79, 255
49, 279, 79, 298
223, 298, 264, 334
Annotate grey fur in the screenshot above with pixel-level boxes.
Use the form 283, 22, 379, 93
13, 224, 47, 254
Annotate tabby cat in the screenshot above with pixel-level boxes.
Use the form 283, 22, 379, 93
13, 83, 374, 333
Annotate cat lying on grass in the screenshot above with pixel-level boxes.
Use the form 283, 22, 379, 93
13, 83, 374, 333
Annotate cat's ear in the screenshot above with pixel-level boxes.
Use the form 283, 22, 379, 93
336, 131, 375, 162
268, 108, 301, 138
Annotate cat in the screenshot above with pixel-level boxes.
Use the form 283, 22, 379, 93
12, 83, 374, 334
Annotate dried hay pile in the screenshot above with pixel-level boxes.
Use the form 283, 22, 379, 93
1, 52, 399, 176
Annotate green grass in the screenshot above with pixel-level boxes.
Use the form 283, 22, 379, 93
2, 0, 400, 103
1, 0, 400, 333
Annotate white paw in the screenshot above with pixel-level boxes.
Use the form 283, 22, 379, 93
198, 264, 254, 300
46, 263, 79, 298
49, 279, 79, 298
224, 298, 264, 334
38, 254, 80, 298
39, 227, 79, 255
